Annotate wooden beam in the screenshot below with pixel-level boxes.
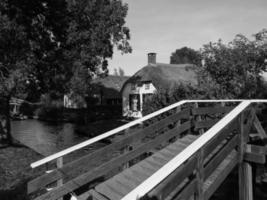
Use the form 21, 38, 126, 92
253, 115, 267, 139
239, 162, 253, 200
239, 112, 253, 200
244, 144, 266, 164
121, 101, 251, 200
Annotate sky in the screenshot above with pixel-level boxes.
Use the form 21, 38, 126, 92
108, 0, 267, 76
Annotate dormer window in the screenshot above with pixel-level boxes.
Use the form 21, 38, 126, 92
145, 83, 150, 90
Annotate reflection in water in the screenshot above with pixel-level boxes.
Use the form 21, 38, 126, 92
11, 120, 89, 156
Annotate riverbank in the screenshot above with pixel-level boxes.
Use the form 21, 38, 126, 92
0, 145, 45, 200
75, 119, 129, 137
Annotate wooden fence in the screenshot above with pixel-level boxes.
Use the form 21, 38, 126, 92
28, 100, 267, 200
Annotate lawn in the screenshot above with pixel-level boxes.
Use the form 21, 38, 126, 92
0, 145, 45, 200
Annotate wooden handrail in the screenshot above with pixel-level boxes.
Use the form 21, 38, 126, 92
30, 99, 266, 168
121, 100, 252, 200
30, 100, 186, 168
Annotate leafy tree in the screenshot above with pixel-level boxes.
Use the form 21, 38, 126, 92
113, 68, 119, 76
113, 67, 125, 76
66, 0, 132, 102
142, 84, 201, 116
170, 47, 201, 66
118, 67, 125, 76
0, 0, 71, 144
200, 29, 267, 99
0, 0, 131, 144
0, 2, 32, 144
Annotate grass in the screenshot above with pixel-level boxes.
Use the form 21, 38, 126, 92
0, 144, 45, 200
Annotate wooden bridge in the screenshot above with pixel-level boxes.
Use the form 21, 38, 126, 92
28, 100, 267, 200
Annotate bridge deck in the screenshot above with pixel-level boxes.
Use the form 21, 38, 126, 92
81, 134, 198, 200
81, 134, 238, 200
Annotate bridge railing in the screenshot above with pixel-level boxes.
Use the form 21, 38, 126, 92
121, 100, 262, 200
30, 100, 246, 169
28, 99, 267, 200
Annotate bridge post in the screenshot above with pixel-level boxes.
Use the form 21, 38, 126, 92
57, 157, 63, 200
238, 112, 253, 200
195, 149, 204, 200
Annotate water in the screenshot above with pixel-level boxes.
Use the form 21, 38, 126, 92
11, 119, 89, 156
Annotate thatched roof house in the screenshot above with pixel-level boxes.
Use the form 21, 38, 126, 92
122, 63, 197, 91
90, 75, 129, 105
121, 53, 198, 118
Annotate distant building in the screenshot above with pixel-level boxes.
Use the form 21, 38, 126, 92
90, 75, 129, 105
63, 75, 129, 108
121, 53, 198, 118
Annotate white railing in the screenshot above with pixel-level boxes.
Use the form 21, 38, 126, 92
29, 99, 267, 199
121, 99, 267, 200
31, 99, 264, 169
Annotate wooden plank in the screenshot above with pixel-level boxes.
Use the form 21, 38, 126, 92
33, 122, 191, 200
194, 102, 205, 135
239, 162, 253, 200
195, 149, 204, 200
56, 157, 63, 200
96, 135, 194, 200
120, 101, 251, 200
31, 101, 189, 169
172, 179, 197, 200
253, 115, 267, 139
244, 144, 266, 164
203, 119, 237, 160
238, 112, 246, 200
192, 106, 234, 116
95, 184, 124, 200
204, 135, 238, 180
194, 119, 219, 130
148, 155, 197, 200
83, 190, 109, 200
28, 113, 190, 194
203, 151, 238, 200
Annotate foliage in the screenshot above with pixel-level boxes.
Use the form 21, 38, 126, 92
66, 0, 132, 98
200, 29, 267, 99
142, 83, 202, 115
170, 46, 201, 66
36, 93, 64, 120
0, 0, 131, 144
113, 67, 125, 76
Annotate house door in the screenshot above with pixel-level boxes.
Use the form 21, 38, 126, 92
129, 94, 140, 111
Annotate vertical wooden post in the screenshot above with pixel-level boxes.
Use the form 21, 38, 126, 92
195, 103, 204, 135
238, 113, 253, 200
123, 128, 130, 169
195, 149, 204, 200
57, 157, 63, 200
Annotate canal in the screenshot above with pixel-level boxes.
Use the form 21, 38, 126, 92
11, 119, 91, 156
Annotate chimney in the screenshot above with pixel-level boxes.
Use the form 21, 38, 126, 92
148, 53, 156, 65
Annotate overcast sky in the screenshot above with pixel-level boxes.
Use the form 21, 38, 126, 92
108, 0, 267, 76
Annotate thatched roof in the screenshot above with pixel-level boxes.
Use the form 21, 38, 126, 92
91, 75, 129, 98
122, 63, 198, 91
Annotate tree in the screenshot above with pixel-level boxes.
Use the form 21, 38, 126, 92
113, 67, 125, 76
142, 84, 201, 116
0, 0, 70, 144
118, 67, 125, 76
0, 2, 32, 144
170, 47, 201, 66
200, 29, 267, 99
113, 68, 119, 76
66, 0, 131, 101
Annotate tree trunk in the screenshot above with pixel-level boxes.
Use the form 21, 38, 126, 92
5, 96, 13, 145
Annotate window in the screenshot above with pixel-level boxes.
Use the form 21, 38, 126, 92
145, 83, 150, 90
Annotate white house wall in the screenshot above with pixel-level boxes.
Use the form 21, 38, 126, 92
122, 82, 157, 117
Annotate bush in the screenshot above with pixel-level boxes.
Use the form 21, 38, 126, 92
142, 83, 202, 116
36, 94, 64, 120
